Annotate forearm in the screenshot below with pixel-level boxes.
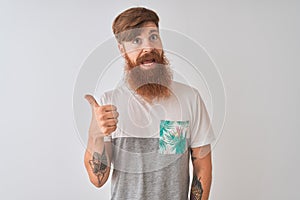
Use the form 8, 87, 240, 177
190, 165, 212, 200
84, 136, 112, 187
190, 145, 213, 200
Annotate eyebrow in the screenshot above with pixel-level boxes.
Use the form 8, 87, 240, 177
149, 29, 159, 34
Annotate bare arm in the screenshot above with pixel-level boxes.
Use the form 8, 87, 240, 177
190, 144, 213, 200
84, 137, 112, 187
84, 95, 118, 187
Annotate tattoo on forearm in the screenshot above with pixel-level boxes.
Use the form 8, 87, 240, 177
191, 149, 198, 162
191, 175, 203, 200
89, 147, 108, 184
192, 156, 197, 162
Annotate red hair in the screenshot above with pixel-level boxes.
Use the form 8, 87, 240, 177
112, 7, 159, 43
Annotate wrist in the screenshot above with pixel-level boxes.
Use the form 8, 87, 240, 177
89, 134, 104, 145
104, 135, 112, 142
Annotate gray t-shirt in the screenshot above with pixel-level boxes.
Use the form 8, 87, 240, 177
97, 81, 215, 200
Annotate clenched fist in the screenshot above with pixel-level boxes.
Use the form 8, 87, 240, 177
84, 94, 119, 137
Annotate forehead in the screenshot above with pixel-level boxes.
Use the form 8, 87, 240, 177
139, 22, 159, 34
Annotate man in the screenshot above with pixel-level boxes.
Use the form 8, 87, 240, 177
84, 7, 215, 200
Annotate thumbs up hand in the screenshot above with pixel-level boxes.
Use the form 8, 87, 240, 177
84, 94, 119, 137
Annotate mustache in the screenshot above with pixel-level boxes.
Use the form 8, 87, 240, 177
135, 49, 165, 66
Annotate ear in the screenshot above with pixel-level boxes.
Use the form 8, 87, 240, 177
118, 43, 125, 57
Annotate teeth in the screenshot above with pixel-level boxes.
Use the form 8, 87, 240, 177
143, 62, 153, 66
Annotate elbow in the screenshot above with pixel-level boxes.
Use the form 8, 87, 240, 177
88, 169, 110, 188
91, 180, 104, 188
88, 172, 110, 188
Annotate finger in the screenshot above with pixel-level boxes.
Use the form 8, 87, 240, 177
84, 94, 100, 107
101, 105, 117, 112
102, 119, 118, 127
102, 111, 119, 120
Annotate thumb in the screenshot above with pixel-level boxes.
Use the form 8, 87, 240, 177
84, 94, 100, 107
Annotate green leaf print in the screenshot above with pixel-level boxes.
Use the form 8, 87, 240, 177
159, 138, 167, 151
159, 120, 189, 154
173, 133, 187, 154
176, 120, 189, 127
160, 120, 174, 137
165, 131, 176, 144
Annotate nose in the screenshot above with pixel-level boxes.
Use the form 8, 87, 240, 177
142, 47, 153, 54
141, 40, 154, 53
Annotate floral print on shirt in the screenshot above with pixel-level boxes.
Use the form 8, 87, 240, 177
159, 120, 189, 154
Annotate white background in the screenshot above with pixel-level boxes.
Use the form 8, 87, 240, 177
1, 0, 300, 199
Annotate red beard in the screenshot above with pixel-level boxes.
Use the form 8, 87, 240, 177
125, 49, 173, 101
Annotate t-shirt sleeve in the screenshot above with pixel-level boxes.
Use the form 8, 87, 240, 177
189, 91, 216, 148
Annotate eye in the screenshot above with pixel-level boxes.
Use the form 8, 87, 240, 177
150, 34, 159, 41
132, 38, 142, 44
